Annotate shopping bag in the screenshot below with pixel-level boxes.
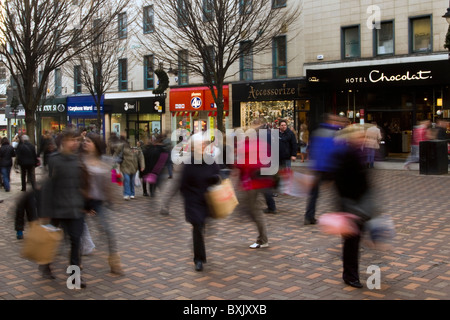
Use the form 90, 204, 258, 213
143, 173, 157, 184
205, 178, 239, 219
134, 172, 142, 187
21, 221, 63, 265
318, 212, 360, 237
279, 169, 315, 197
81, 222, 95, 256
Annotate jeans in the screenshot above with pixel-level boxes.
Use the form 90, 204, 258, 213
123, 173, 135, 197
246, 189, 269, 245
0, 166, 11, 191
366, 148, 376, 168
88, 199, 118, 255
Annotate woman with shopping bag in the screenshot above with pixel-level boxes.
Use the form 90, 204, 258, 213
179, 133, 220, 272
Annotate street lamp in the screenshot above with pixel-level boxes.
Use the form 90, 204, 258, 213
443, 1, 450, 24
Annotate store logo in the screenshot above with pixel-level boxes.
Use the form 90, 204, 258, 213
124, 102, 135, 111
345, 69, 432, 84
57, 104, 65, 112
190, 97, 202, 109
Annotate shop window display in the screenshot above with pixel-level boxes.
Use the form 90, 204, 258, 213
240, 100, 294, 129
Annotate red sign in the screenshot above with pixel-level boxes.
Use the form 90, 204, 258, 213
170, 86, 229, 112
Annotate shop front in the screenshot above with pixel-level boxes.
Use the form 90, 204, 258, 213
4, 104, 25, 138
231, 79, 309, 140
169, 86, 230, 141
36, 97, 67, 135
67, 95, 105, 134
105, 92, 164, 146
306, 58, 450, 154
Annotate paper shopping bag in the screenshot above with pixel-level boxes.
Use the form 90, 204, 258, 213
21, 221, 63, 265
205, 178, 239, 219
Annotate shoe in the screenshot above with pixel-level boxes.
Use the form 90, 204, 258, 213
123, 196, 130, 200
21, 189, 26, 192
143, 193, 149, 196
109, 253, 125, 276
39, 264, 55, 280
304, 218, 317, 225
249, 242, 269, 249
195, 261, 203, 271
160, 208, 169, 216
272, 193, 278, 197
130, 196, 135, 199
344, 280, 363, 288
16, 231, 23, 240
263, 208, 277, 214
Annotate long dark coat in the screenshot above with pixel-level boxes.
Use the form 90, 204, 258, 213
180, 160, 220, 225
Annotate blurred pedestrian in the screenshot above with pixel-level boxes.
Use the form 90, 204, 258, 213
333, 125, 378, 288
40, 129, 88, 287
304, 114, 346, 225
15, 134, 38, 191
363, 122, 382, 169
0, 137, 16, 192
299, 123, 309, 162
235, 119, 275, 249
113, 137, 145, 200
14, 186, 41, 240
81, 132, 124, 275
179, 133, 220, 271
12, 133, 20, 173
141, 135, 168, 198
38, 130, 56, 170
404, 120, 431, 170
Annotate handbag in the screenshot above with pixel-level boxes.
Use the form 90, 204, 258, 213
205, 177, 239, 219
143, 152, 169, 184
21, 221, 63, 265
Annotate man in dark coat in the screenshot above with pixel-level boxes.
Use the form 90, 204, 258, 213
15, 135, 37, 191
179, 134, 220, 272
0, 137, 16, 192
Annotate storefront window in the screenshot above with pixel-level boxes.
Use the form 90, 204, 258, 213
375, 21, 394, 55
240, 100, 294, 129
41, 117, 65, 134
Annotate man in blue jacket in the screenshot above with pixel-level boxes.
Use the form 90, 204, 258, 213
304, 114, 347, 225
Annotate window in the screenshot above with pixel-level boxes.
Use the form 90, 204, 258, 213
203, 0, 214, 22
177, 0, 188, 27
240, 0, 252, 15
178, 50, 189, 85
272, 0, 286, 9
204, 45, 215, 83
143, 5, 154, 33
342, 25, 360, 59
93, 18, 102, 46
240, 41, 253, 81
118, 59, 127, 91
273, 36, 287, 78
55, 69, 62, 95
410, 16, 432, 53
144, 55, 154, 90
74, 65, 82, 94
375, 21, 394, 56
118, 12, 127, 39
0, 67, 6, 82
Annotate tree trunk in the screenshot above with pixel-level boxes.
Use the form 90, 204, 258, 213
25, 105, 37, 146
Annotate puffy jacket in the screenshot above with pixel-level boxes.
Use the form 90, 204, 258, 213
308, 123, 343, 173
0, 142, 15, 167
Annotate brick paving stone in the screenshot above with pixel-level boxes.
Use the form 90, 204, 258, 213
1, 164, 450, 302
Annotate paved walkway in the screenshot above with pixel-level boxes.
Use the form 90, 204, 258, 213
0, 160, 449, 305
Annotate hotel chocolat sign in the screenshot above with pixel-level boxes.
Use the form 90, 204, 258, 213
307, 60, 449, 89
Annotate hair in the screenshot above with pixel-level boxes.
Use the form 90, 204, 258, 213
279, 119, 288, 126
1, 137, 9, 145
21, 135, 30, 142
86, 132, 106, 156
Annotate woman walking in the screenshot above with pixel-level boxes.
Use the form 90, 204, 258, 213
0, 137, 16, 192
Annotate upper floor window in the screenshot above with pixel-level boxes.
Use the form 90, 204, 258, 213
0, 67, 7, 82
177, 0, 189, 27
342, 25, 360, 59
204, 45, 215, 83
272, 36, 286, 79
178, 50, 189, 85
240, 41, 253, 81
144, 55, 154, 90
55, 68, 62, 95
93, 18, 102, 46
272, 0, 286, 9
118, 58, 127, 91
143, 5, 154, 34
74, 65, 82, 94
203, 0, 214, 22
374, 21, 394, 56
240, 0, 252, 15
118, 12, 127, 39
410, 16, 432, 53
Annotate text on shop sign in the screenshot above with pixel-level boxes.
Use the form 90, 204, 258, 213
346, 70, 432, 84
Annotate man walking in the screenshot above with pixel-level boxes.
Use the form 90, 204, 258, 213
263, 119, 297, 214
15, 135, 38, 191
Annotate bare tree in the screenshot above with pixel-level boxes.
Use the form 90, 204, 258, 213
140, 0, 301, 132
0, 0, 129, 145
64, 1, 135, 133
